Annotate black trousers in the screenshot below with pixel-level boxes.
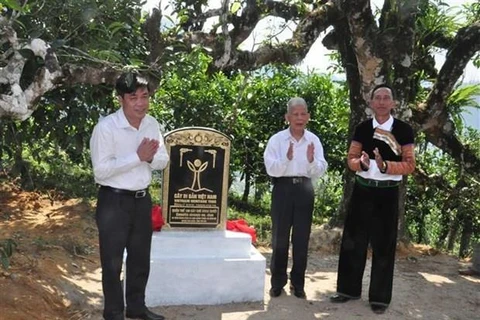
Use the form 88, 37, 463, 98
95, 188, 153, 320
270, 178, 314, 290
336, 182, 399, 305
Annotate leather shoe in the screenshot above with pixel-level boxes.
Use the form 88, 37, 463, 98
330, 294, 351, 303
371, 304, 387, 314
269, 287, 282, 297
289, 284, 306, 299
126, 308, 165, 320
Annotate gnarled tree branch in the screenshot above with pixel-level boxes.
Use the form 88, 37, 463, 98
414, 22, 480, 175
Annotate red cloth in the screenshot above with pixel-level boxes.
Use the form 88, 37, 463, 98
226, 219, 257, 243
152, 205, 164, 231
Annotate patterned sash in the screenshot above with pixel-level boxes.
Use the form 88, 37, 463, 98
373, 128, 402, 156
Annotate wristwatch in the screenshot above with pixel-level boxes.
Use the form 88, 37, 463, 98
379, 161, 388, 173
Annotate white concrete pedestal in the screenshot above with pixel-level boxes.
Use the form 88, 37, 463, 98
140, 230, 266, 306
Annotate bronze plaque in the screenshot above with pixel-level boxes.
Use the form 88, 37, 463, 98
162, 127, 231, 230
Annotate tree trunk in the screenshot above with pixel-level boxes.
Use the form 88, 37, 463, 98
434, 179, 463, 248
397, 179, 409, 242
330, 170, 355, 227
436, 209, 453, 249
416, 215, 425, 244
458, 214, 472, 258
8, 122, 31, 187
447, 219, 460, 252
254, 182, 267, 204
473, 243, 480, 272
242, 169, 251, 203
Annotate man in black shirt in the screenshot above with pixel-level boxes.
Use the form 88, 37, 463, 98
330, 84, 416, 314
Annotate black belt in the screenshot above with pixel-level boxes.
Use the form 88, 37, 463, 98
355, 176, 400, 188
273, 176, 311, 185
100, 185, 148, 198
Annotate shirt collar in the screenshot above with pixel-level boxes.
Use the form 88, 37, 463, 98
114, 107, 147, 130
281, 128, 310, 142
373, 116, 393, 131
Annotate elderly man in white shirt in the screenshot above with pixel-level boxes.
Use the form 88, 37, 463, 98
90, 72, 169, 320
264, 97, 328, 299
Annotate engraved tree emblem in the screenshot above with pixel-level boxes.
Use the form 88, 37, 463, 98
205, 149, 217, 168
179, 159, 213, 192
179, 148, 193, 166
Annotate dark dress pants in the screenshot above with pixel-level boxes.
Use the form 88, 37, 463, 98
336, 182, 399, 305
270, 178, 314, 291
95, 188, 153, 320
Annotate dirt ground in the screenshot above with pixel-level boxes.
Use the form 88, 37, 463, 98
0, 182, 479, 320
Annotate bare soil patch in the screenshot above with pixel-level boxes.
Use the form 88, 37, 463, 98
1, 183, 478, 320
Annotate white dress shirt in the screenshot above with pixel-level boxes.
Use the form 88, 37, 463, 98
356, 115, 402, 181
264, 128, 328, 181
90, 108, 169, 191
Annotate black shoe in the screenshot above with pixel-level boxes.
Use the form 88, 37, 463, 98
269, 287, 282, 297
126, 308, 165, 320
105, 314, 125, 320
289, 284, 306, 299
293, 289, 306, 299
329, 294, 351, 303
370, 304, 387, 314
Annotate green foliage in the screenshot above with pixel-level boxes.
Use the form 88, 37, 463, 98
0, 0, 25, 12
228, 193, 270, 217
472, 53, 480, 69
406, 129, 480, 255
170, 0, 210, 32
313, 171, 344, 224
227, 195, 272, 245
0, 84, 113, 197
23, 146, 96, 197
406, 139, 456, 242
230, 1, 242, 14
414, 0, 460, 78
227, 170, 345, 243
151, 50, 237, 132
447, 84, 480, 133
150, 171, 164, 205
0, 239, 17, 270
151, 52, 349, 201
406, 174, 446, 244
404, 74, 480, 255
417, 0, 460, 41
13, 0, 148, 67
462, 0, 480, 25
1, 0, 151, 196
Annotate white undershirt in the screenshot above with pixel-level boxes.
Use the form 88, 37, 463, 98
356, 116, 402, 181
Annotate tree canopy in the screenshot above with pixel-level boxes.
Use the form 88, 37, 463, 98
1, 0, 478, 171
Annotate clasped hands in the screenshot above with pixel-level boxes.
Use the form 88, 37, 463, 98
360, 147, 385, 170
137, 138, 160, 162
287, 142, 315, 163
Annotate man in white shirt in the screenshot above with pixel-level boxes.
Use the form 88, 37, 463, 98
90, 72, 169, 320
264, 97, 328, 299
